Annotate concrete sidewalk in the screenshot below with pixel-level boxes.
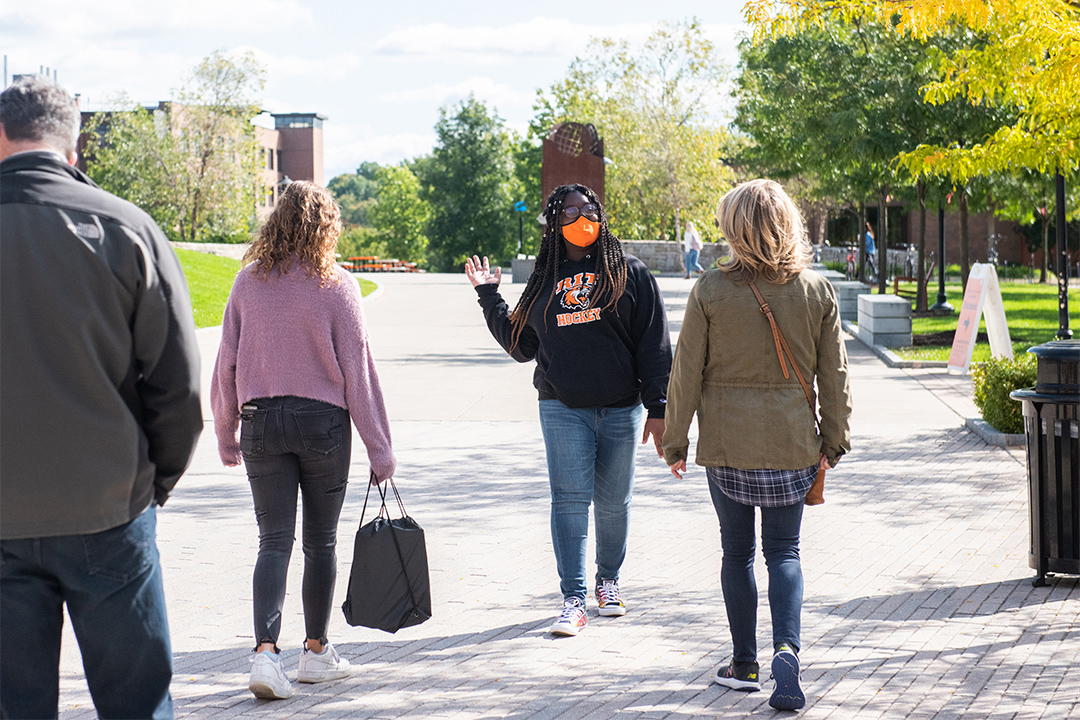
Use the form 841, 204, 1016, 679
58, 273, 1077, 719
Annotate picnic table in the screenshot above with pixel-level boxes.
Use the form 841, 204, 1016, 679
340, 256, 422, 273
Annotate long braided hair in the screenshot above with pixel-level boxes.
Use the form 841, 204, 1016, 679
507, 184, 627, 352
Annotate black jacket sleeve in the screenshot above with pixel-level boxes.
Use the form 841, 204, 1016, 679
627, 260, 672, 419
475, 284, 539, 363
133, 224, 203, 505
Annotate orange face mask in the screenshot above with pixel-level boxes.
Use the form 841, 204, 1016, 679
561, 215, 600, 247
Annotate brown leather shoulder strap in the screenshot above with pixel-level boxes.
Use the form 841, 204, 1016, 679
748, 280, 819, 430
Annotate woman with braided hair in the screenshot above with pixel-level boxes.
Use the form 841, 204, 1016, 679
465, 184, 671, 636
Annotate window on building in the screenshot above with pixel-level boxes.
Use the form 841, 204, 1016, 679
268, 148, 274, 170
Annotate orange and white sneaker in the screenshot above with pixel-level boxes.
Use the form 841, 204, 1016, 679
549, 598, 587, 636
595, 579, 627, 617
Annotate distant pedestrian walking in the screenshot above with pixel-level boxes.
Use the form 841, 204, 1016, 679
465, 183, 671, 637
211, 181, 396, 700
1, 76, 203, 719
864, 222, 877, 280
684, 220, 705, 277
663, 179, 852, 710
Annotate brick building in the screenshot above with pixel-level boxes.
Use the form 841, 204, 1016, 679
78, 104, 326, 222
810, 201, 1076, 272
254, 112, 327, 219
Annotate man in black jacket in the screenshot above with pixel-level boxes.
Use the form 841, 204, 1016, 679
0, 76, 202, 719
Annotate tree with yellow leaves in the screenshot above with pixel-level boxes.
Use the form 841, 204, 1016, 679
744, 0, 1080, 182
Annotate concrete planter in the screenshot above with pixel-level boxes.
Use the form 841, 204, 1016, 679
857, 294, 912, 348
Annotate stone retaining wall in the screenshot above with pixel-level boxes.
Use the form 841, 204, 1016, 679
171, 241, 250, 260
620, 240, 730, 275
511, 240, 730, 281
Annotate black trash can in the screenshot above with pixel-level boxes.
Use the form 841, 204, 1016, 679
1011, 340, 1080, 587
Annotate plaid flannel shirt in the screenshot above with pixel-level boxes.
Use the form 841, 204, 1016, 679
706, 465, 818, 507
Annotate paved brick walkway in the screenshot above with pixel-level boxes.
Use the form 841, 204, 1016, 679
57, 274, 1077, 719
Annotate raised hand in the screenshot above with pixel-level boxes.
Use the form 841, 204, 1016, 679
464, 255, 502, 288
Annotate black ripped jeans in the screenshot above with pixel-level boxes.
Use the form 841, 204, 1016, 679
240, 396, 351, 647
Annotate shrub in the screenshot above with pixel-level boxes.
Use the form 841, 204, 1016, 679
971, 352, 1038, 434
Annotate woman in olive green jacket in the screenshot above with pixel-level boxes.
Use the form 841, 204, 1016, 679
662, 179, 851, 710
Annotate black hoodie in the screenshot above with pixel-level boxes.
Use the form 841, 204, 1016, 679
475, 253, 671, 418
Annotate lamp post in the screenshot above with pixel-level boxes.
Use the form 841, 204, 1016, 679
513, 200, 527, 256
1055, 172, 1072, 339
930, 202, 953, 312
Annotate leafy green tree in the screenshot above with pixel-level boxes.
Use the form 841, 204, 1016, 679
512, 131, 543, 255
415, 96, 521, 272
328, 161, 381, 226
735, 19, 912, 289
734, 16, 1011, 292
745, 0, 1080, 181
533, 19, 737, 241
336, 226, 384, 260
369, 164, 430, 264
993, 169, 1080, 282
85, 50, 265, 243
83, 100, 185, 238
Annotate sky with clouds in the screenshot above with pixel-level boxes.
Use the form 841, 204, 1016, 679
3, 0, 748, 181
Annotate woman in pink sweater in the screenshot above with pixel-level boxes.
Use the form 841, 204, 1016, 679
211, 181, 395, 700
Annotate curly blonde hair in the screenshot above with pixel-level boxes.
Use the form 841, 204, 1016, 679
716, 179, 813, 285
244, 181, 342, 284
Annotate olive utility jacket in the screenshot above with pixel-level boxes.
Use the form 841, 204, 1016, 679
662, 268, 852, 470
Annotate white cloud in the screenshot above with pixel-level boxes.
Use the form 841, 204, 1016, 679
324, 126, 437, 177
2, 0, 314, 39
239, 47, 364, 82
370, 17, 747, 66
372, 17, 655, 65
19, 46, 195, 109
700, 22, 748, 66
378, 77, 534, 113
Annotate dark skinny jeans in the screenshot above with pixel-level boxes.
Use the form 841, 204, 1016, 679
240, 396, 351, 647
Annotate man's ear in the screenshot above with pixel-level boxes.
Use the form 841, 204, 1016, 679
67, 151, 77, 166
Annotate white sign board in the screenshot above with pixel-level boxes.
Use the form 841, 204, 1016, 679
947, 262, 1013, 374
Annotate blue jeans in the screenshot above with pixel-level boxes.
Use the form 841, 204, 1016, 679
708, 481, 804, 662
0, 507, 173, 719
685, 248, 703, 274
538, 400, 643, 602
241, 396, 351, 647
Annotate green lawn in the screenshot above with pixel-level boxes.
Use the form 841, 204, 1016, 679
176, 248, 241, 328
886, 281, 1079, 362
176, 248, 378, 329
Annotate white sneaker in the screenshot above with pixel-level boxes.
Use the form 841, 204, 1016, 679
297, 642, 351, 683
595, 579, 627, 617
549, 597, 587, 636
249, 651, 293, 699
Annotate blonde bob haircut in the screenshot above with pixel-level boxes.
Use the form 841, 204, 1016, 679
244, 180, 342, 285
716, 179, 813, 285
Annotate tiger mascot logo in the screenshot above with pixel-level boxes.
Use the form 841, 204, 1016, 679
556, 272, 595, 310
554, 273, 602, 327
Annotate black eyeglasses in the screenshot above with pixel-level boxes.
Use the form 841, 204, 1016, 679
560, 204, 600, 223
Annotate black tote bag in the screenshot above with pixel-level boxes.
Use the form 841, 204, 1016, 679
341, 477, 431, 633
